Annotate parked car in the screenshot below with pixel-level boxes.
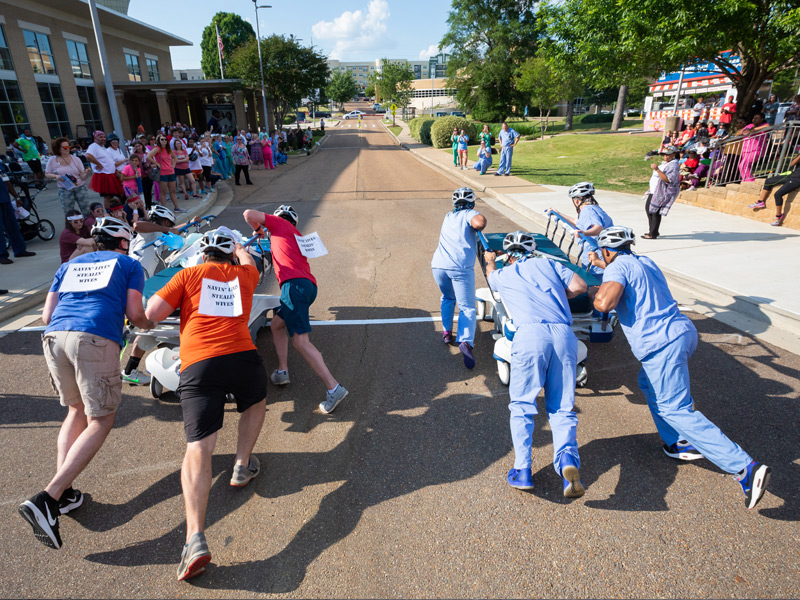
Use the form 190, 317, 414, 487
375, 107, 387, 114
450, 111, 466, 117
343, 110, 366, 120
373, 103, 381, 110
310, 111, 331, 118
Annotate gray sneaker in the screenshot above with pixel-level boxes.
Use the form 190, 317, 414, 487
270, 369, 290, 386
177, 532, 211, 581
319, 385, 348, 414
230, 455, 260, 487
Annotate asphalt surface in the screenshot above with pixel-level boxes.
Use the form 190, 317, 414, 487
1, 116, 799, 598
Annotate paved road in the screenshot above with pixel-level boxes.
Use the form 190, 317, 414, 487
1, 123, 798, 598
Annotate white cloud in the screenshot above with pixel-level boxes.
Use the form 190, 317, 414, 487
312, 0, 391, 60
418, 44, 440, 60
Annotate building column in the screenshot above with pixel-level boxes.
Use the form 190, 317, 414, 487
153, 89, 172, 129
114, 90, 132, 140
246, 91, 258, 132
233, 90, 247, 133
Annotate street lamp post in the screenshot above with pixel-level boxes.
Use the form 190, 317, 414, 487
252, 1, 271, 134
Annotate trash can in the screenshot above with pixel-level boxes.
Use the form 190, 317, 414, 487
665, 115, 682, 132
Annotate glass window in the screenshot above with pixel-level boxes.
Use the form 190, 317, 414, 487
146, 57, 159, 81
77, 86, 103, 132
125, 53, 141, 82
65, 40, 92, 79
23, 29, 56, 75
0, 25, 14, 71
0, 80, 30, 146
37, 83, 71, 139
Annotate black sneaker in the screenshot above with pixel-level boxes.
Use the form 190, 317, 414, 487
18, 491, 62, 549
58, 488, 84, 515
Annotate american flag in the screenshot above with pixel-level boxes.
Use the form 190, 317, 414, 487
216, 24, 224, 59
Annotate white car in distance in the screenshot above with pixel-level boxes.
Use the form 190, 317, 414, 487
343, 110, 366, 120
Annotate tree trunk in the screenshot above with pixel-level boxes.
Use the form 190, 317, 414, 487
611, 84, 628, 131
564, 100, 575, 131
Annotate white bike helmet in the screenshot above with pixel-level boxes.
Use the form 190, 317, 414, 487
274, 205, 298, 225
148, 205, 175, 223
91, 216, 133, 241
452, 187, 476, 208
568, 181, 595, 199
199, 229, 236, 255
597, 226, 636, 249
503, 230, 536, 254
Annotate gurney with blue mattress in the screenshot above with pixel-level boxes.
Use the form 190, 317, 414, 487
474, 230, 617, 387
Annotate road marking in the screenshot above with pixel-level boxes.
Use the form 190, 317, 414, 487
17, 317, 441, 334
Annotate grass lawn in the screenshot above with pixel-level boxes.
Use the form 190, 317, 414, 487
445, 132, 662, 194
477, 118, 645, 138
387, 125, 402, 136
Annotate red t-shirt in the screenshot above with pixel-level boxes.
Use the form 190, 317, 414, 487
156, 262, 259, 369
720, 102, 737, 124
262, 214, 316, 286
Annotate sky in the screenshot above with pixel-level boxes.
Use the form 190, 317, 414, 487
127, 0, 453, 70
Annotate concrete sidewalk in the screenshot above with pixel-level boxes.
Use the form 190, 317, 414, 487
391, 120, 800, 353
0, 180, 231, 325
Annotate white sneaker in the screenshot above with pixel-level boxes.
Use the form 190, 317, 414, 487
122, 368, 151, 386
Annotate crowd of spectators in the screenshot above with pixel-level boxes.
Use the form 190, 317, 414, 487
3, 119, 321, 268
646, 92, 800, 191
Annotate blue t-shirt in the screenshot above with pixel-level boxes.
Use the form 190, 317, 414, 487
488, 257, 574, 326
457, 135, 469, 150
431, 209, 480, 271
499, 129, 519, 147
576, 204, 614, 275
603, 253, 694, 360
46, 251, 145, 346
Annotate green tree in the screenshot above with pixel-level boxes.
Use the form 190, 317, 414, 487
227, 35, 329, 127
517, 57, 578, 138
372, 60, 414, 107
365, 84, 375, 98
542, 0, 800, 123
327, 70, 359, 111
772, 68, 799, 101
200, 12, 254, 80
440, 0, 539, 122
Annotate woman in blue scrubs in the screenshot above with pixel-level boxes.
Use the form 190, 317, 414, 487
431, 187, 486, 369
485, 231, 588, 497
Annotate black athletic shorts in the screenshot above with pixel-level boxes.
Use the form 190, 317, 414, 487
178, 349, 267, 442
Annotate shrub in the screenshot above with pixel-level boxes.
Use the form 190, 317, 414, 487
419, 119, 436, 145
283, 114, 297, 124
580, 113, 614, 123
430, 116, 477, 149
409, 117, 435, 144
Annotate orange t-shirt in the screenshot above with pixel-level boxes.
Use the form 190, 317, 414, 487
156, 262, 259, 369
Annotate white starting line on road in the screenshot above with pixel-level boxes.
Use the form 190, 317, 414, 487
16, 316, 440, 334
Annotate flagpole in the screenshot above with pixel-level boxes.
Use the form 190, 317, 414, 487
215, 22, 224, 79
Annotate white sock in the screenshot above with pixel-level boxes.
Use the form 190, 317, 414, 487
328, 384, 339, 394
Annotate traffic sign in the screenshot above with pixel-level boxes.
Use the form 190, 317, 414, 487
390, 103, 397, 114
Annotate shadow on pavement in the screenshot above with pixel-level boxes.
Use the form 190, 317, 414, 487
83, 310, 515, 593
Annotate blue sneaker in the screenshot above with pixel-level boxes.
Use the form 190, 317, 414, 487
663, 440, 704, 461
561, 457, 585, 498
737, 461, 771, 509
507, 468, 534, 490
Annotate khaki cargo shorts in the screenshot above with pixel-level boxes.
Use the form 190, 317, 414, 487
42, 331, 122, 417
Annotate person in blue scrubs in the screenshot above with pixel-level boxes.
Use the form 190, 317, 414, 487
473, 141, 492, 175
547, 181, 613, 279
593, 226, 770, 509
485, 231, 588, 497
495, 122, 519, 176
431, 187, 486, 369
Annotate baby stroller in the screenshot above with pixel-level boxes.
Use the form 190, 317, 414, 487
8, 171, 55, 242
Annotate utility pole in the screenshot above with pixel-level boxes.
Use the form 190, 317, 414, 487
87, 0, 123, 136
252, 2, 272, 133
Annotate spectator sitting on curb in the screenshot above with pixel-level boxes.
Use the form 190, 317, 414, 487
59, 210, 95, 263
